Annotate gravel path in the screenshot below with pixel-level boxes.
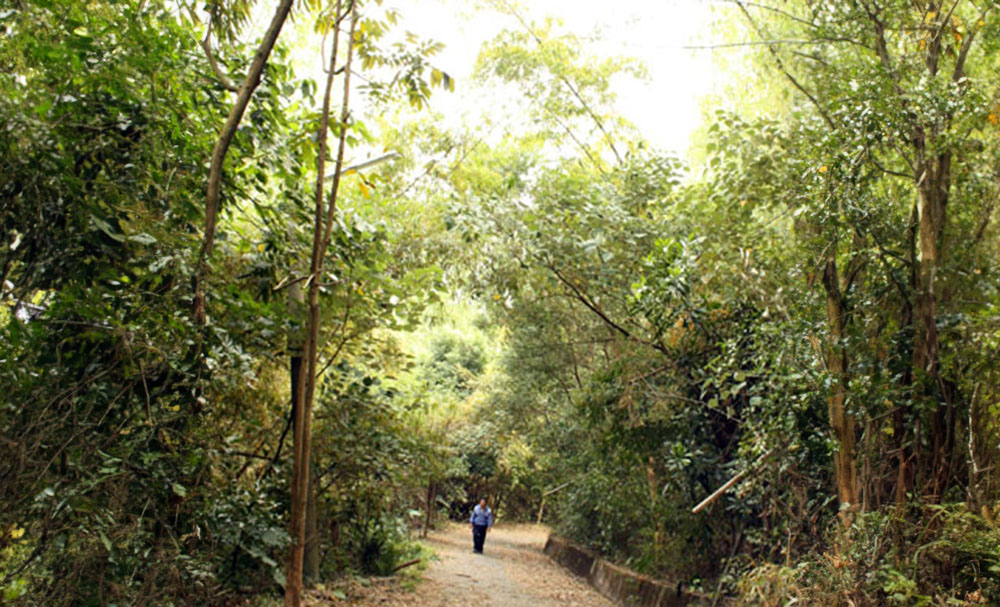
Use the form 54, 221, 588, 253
303, 524, 615, 607
410, 523, 615, 607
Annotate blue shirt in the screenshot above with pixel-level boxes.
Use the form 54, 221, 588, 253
470, 504, 493, 527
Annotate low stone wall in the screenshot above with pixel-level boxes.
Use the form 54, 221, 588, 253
543, 535, 716, 607
544, 534, 599, 579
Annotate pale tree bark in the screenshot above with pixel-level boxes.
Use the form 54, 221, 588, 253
906, 0, 984, 497
912, 147, 949, 498
285, 4, 358, 605
194, 0, 296, 323
304, 469, 320, 583
735, 0, 993, 510
822, 257, 859, 518
287, 245, 321, 585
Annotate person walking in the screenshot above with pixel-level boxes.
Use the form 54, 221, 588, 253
469, 497, 493, 554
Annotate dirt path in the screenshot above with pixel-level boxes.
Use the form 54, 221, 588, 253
398, 524, 614, 607
304, 523, 615, 607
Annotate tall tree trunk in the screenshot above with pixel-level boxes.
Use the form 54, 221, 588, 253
822, 257, 858, 518
287, 255, 317, 583
910, 19, 978, 499
304, 468, 320, 584
194, 0, 296, 323
913, 147, 951, 501
422, 480, 434, 538
285, 5, 357, 606
894, 203, 919, 506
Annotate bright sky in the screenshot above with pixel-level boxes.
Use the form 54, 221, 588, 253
393, 0, 721, 154
269, 0, 724, 156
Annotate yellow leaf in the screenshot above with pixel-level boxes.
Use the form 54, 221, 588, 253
359, 181, 370, 198
926, 11, 936, 21
11, 526, 25, 539
168, 404, 180, 412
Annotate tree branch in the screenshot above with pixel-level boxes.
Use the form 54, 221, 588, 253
683, 39, 854, 49
499, 0, 624, 164
547, 264, 668, 356
856, 0, 902, 92
952, 4, 991, 82
200, 23, 240, 93
971, 178, 999, 246
194, 0, 296, 323
733, 0, 837, 130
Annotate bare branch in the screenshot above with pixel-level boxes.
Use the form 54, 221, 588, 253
546, 108, 606, 173
683, 38, 861, 49
870, 155, 912, 179
855, 0, 901, 91
498, 0, 624, 164
953, 5, 992, 82
733, 0, 837, 130
547, 264, 668, 356
194, 0, 296, 323
200, 23, 240, 93
731, 1, 818, 28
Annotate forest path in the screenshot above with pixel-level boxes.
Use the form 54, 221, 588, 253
377, 523, 614, 607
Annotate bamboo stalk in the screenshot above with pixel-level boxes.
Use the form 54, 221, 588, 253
692, 449, 774, 515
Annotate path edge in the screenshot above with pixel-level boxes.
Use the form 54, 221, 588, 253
542, 534, 727, 607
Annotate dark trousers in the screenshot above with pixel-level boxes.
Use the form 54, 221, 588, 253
472, 524, 488, 553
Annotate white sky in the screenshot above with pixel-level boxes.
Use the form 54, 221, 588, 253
269, 0, 724, 156
391, 0, 721, 154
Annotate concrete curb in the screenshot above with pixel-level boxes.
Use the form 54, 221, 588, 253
543, 534, 719, 607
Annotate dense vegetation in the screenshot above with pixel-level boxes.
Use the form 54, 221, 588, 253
2, 1, 999, 606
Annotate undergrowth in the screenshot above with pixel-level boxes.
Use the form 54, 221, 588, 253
738, 504, 1000, 606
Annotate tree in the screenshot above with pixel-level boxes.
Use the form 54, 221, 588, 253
195, 0, 297, 325
724, 0, 1000, 506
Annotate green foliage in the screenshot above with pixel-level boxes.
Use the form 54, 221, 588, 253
0, 0, 451, 603
473, 13, 643, 165
739, 506, 1000, 607
5, 0, 1000, 605
355, 515, 420, 576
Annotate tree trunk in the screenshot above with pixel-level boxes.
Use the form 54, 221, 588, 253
194, 0, 296, 323
304, 468, 320, 585
646, 455, 664, 553
822, 257, 858, 518
894, 202, 919, 506
913, 148, 951, 501
422, 480, 434, 538
285, 6, 357, 606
